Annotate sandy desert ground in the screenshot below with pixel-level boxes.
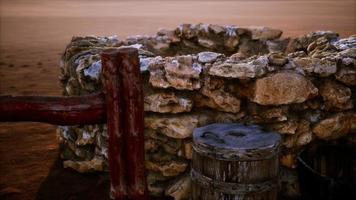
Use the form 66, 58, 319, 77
0, 0, 355, 199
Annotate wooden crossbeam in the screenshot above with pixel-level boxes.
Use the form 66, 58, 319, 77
0, 47, 148, 200
0, 93, 106, 125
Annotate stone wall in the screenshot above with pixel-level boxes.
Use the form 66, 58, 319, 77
58, 24, 356, 199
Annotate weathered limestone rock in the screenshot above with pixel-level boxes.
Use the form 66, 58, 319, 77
268, 52, 288, 66
239, 39, 270, 57
258, 107, 289, 122
58, 126, 96, 161
94, 125, 108, 159
58, 25, 356, 199
144, 92, 193, 113
77, 57, 102, 82
228, 52, 248, 62
181, 141, 193, 160
165, 175, 191, 200
303, 110, 323, 124
338, 48, 356, 59
147, 182, 165, 197
140, 57, 153, 72
194, 94, 241, 113
145, 133, 183, 157
289, 31, 339, 51
224, 37, 240, 52
157, 28, 181, 44
294, 57, 337, 77
249, 72, 318, 105
147, 56, 169, 87
198, 38, 217, 49
161, 140, 182, 155
313, 113, 356, 140
247, 103, 289, 123
266, 38, 290, 53
295, 120, 313, 146
147, 171, 171, 196
223, 26, 240, 51
319, 80, 353, 111
148, 151, 179, 163
148, 55, 202, 90
145, 139, 160, 153
332, 35, 356, 51
209, 55, 268, 79
335, 67, 356, 86
145, 114, 199, 139
211, 110, 246, 123
75, 126, 97, 146
288, 51, 307, 59
269, 121, 298, 135
148, 39, 171, 54
247, 26, 283, 40
207, 24, 225, 35
178, 24, 198, 39
307, 36, 337, 58
197, 51, 221, 63
196, 77, 241, 113
145, 160, 188, 177
297, 130, 313, 146
59, 143, 93, 161
63, 158, 105, 173
280, 120, 313, 148
337, 48, 356, 66
65, 77, 81, 96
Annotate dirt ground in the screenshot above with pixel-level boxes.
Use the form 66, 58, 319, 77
0, 0, 355, 199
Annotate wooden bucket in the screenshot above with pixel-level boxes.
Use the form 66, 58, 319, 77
191, 123, 281, 200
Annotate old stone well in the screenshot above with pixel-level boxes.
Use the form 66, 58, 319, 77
58, 24, 356, 199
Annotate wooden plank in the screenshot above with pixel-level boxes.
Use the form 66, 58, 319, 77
117, 47, 148, 200
101, 48, 128, 200
0, 93, 105, 125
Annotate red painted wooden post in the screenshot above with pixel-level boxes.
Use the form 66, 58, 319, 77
0, 47, 148, 200
101, 47, 148, 200
101, 49, 128, 200
0, 93, 105, 125
117, 47, 148, 200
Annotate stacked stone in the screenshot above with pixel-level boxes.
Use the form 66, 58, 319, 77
58, 24, 356, 199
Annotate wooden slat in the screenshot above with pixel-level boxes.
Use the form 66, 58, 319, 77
0, 93, 106, 125
117, 47, 148, 200
101, 48, 129, 200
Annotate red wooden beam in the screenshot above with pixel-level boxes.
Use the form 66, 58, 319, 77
117, 47, 148, 200
101, 47, 148, 200
101, 48, 128, 200
0, 93, 106, 125
0, 47, 148, 200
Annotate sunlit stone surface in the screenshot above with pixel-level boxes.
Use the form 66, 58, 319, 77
58, 24, 356, 199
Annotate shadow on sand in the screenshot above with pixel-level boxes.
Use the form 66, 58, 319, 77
35, 158, 110, 200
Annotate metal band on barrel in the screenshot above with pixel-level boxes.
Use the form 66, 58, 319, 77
192, 143, 280, 161
190, 169, 278, 194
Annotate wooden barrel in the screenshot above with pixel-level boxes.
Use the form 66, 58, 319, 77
191, 123, 281, 200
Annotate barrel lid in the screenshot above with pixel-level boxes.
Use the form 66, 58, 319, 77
193, 123, 281, 161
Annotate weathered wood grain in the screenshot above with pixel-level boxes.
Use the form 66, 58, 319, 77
191, 123, 281, 200
101, 48, 128, 200
0, 93, 105, 125
117, 47, 148, 200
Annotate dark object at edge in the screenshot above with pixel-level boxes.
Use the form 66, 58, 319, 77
297, 142, 356, 200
